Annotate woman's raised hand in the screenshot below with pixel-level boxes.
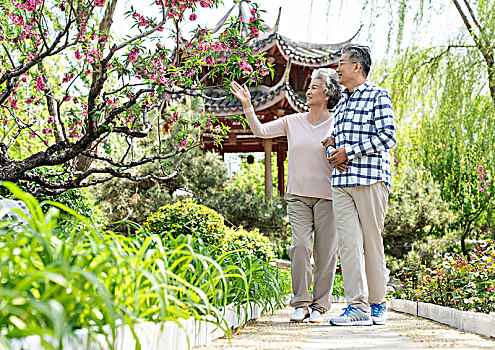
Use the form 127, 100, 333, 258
229, 81, 252, 109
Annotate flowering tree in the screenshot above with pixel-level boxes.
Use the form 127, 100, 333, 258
0, 0, 270, 194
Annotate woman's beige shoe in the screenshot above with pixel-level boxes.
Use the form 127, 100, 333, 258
290, 308, 310, 322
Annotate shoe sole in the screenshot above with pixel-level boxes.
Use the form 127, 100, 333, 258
373, 320, 386, 325
309, 319, 324, 323
290, 315, 310, 322
330, 320, 373, 326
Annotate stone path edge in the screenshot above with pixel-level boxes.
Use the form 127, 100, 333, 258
9, 302, 264, 350
390, 298, 495, 339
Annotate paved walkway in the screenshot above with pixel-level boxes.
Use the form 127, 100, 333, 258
196, 303, 495, 349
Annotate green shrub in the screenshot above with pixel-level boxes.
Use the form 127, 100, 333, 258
223, 227, 275, 262
203, 188, 287, 233
394, 241, 495, 313
384, 164, 455, 272
0, 169, 107, 234
137, 199, 227, 246
93, 148, 228, 229
0, 183, 291, 346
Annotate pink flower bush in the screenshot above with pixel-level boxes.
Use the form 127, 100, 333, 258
0, 0, 271, 194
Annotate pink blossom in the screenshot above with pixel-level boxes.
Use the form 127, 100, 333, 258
58, 3, 66, 10
8, 13, 24, 26
479, 187, 485, 192
8, 96, 19, 110
205, 56, 214, 66
251, 8, 257, 15
35, 76, 46, 91
30, 131, 35, 138
2, 119, 8, 124
47, 116, 55, 124
200, 0, 211, 8
239, 61, 253, 75
189, 13, 197, 21
250, 26, 259, 37
171, 112, 179, 122
178, 138, 187, 147
94, 0, 106, 7
24, 0, 36, 12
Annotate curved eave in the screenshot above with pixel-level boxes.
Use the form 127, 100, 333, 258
205, 85, 287, 117
203, 82, 310, 117
285, 83, 309, 113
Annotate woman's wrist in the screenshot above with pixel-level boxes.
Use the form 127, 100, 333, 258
242, 101, 253, 110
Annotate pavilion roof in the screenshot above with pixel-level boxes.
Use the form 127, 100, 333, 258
203, 81, 309, 116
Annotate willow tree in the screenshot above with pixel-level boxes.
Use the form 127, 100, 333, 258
364, 0, 495, 256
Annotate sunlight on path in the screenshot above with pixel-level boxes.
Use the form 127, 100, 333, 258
196, 303, 495, 349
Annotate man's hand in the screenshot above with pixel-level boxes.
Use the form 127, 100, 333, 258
321, 136, 336, 148
329, 148, 349, 172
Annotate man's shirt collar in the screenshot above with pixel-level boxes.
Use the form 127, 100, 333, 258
343, 80, 370, 96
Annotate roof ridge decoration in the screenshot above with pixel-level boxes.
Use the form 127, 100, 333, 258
212, 0, 256, 36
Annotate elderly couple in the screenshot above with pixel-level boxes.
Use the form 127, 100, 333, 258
230, 44, 396, 326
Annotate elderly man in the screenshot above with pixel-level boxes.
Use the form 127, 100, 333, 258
326, 44, 396, 326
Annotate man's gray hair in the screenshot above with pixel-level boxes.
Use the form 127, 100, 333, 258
311, 68, 342, 109
342, 44, 372, 78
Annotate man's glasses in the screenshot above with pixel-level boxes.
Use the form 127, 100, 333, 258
337, 61, 358, 68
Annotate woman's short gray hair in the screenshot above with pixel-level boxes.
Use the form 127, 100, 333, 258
311, 68, 342, 109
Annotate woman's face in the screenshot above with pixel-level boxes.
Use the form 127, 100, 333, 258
306, 78, 329, 108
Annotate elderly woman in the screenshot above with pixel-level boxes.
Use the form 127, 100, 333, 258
230, 68, 341, 323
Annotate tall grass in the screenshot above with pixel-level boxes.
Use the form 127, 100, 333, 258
0, 183, 291, 349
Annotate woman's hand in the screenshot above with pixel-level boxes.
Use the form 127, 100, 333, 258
321, 136, 336, 148
229, 81, 252, 109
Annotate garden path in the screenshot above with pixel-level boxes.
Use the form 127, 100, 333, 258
196, 303, 495, 349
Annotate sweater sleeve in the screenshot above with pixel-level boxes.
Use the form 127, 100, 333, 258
244, 106, 287, 138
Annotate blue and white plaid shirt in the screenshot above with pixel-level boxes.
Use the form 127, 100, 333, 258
329, 81, 396, 190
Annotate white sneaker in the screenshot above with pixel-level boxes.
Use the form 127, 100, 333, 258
290, 308, 310, 322
371, 303, 388, 325
329, 306, 373, 326
309, 310, 324, 323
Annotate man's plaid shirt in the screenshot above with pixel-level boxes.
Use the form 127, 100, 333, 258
330, 81, 396, 190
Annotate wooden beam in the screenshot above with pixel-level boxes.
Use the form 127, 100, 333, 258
263, 139, 273, 197
277, 147, 286, 197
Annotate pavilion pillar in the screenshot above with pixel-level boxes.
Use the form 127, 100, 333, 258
277, 146, 286, 197
263, 139, 273, 197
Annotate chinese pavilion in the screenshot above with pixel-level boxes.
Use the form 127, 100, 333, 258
200, 1, 358, 196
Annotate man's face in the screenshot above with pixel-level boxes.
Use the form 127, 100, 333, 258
336, 52, 358, 87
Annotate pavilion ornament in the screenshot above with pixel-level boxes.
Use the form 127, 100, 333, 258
212, 0, 254, 35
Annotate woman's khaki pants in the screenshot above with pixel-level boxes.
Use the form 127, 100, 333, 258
285, 193, 339, 313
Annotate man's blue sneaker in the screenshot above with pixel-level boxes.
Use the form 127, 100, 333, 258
329, 306, 373, 326
371, 303, 387, 325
